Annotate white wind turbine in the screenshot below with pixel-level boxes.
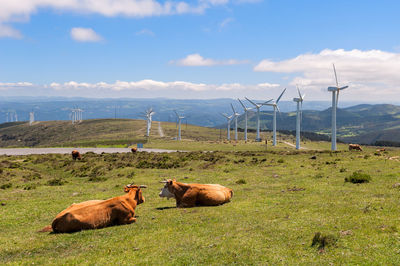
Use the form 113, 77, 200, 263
174, 110, 185, 141
29, 111, 34, 126
231, 103, 240, 141
293, 87, 305, 150
328, 64, 348, 151
145, 108, 155, 137
221, 113, 233, 141
245, 97, 272, 142
238, 99, 252, 141
262, 88, 286, 146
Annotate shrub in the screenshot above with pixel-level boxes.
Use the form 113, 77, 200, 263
88, 176, 108, 182
314, 173, 323, 179
277, 158, 285, 163
339, 167, 347, 173
345, 172, 371, 184
47, 178, 66, 186
0, 183, 12, 189
311, 232, 337, 250
24, 184, 37, 190
236, 179, 247, 184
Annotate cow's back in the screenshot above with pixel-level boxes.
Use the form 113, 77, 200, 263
194, 184, 232, 206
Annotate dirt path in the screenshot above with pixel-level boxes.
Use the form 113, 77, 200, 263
158, 121, 165, 137
0, 147, 181, 156
282, 141, 309, 150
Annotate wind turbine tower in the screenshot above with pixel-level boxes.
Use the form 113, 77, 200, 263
245, 97, 272, 142
328, 64, 349, 151
238, 99, 252, 141
231, 104, 240, 141
293, 87, 305, 150
174, 110, 185, 141
29, 112, 34, 126
262, 88, 286, 146
221, 113, 233, 141
145, 108, 155, 137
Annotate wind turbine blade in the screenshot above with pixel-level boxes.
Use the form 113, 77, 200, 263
336, 90, 340, 108
302, 94, 306, 101
263, 99, 273, 104
221, 113, 229, 119
245, 97, 258, 107
276, 88, 286, 104
238, 99, 246, 109
339, 86, 348, 90
174, 110, 179, 117
333, 63, 339, 88
276, 105, 281, 113
297, 87, 302, 99
231, 103, 236, 114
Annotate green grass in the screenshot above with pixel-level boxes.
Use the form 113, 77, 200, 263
1, 148, 400, 264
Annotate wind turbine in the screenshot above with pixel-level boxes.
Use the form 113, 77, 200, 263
29, 111, 34, 126
245, 97, 272, 142
231, 104, 240, 141
328, 64, 348, 151
145, 108, 155, 137
238, 99, 252, 141
174, 110, 185, 141
293, 87, 305, 150
262, 88, 286, 146
221, 113, 233, 141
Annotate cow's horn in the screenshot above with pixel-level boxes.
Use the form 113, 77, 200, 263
160, 180, 168, 183
139, 185, 147, 188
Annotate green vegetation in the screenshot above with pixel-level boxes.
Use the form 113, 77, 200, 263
345, 171, 372, 184
1, 147, 400, 264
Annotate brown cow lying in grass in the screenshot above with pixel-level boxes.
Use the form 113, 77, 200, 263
71, 150, 81, 160
349, 144, 363, 151
159, 179, 233, 208
40, 184, 146, 233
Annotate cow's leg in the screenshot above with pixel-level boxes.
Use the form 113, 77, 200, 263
178, 190, 197, 208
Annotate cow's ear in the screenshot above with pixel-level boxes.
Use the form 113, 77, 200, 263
124, 186, 129, 193
168, 180, 173, 185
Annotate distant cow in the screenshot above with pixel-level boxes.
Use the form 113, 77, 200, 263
41, 184, 146, 233
376, 148, 385, 152
159, 179, 233, 208
349, 144, 363, 151
131, 147, 138, 153
71, 150, 81, 160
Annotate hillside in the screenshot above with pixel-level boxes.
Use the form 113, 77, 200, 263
237, 104, 400, 145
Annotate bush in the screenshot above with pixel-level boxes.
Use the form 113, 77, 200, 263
236, 179, 247, 184
314, 173, 323, 179
345, 172, 371, 184
0, 183, 12, 189
311, 232, 337, 250
47, 178, 66, 186
277, 158, 285, 163
24, 184, 37, 190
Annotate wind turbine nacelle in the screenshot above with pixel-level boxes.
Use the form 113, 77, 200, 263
327, 87, 339, 92
293, 98, 302, 102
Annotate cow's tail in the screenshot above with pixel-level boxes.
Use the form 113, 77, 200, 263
38, 225, 53, 233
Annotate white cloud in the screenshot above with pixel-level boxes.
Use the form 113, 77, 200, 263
0, 0, 257, 38
254, 49, 400, 100
45, 79, 280, 98
172, 53, 249, 66
136, 29, 155, 36
219, 17, 233, 29
0, 24, 22, 38
70, 27, 102, 42
0, 82, 33, 90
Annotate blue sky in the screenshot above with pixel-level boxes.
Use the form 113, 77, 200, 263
1, 0, 400, 101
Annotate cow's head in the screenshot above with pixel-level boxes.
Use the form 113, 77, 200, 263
159, 179, 176, 199
124, 184, 147, 204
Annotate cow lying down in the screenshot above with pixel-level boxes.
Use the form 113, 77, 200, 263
159, 179, 233, 208
40, 184, 146, 233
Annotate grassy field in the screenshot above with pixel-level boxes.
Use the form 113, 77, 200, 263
1, 146, 400, 264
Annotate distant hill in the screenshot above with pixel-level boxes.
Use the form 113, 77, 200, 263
235, 104, 400, 145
